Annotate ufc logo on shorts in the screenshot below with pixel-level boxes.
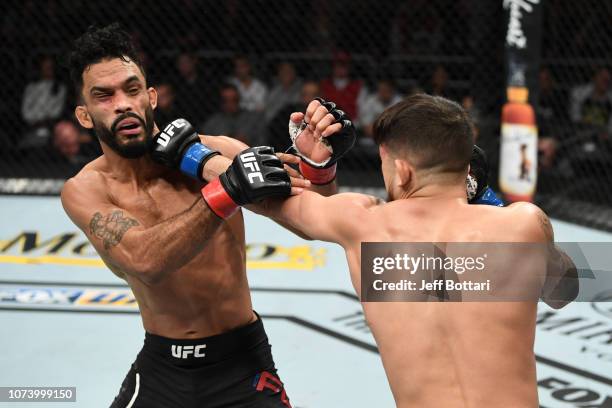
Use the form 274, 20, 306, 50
171, 344, 206, 359
157, 119, 187, 147
240, 151, 264, 184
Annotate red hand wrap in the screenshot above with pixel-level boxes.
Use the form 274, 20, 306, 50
201, 178, 239, 219
299, 161, 337, 185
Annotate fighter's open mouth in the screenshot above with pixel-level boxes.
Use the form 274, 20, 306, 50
116, 117, 142, 131
120, 123, 140, 130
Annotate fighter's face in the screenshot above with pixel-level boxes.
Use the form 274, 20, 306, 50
75, 57, 157, 159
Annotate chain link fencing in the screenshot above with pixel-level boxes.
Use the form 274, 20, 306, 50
0, 0, 610, 230
533, 0, 612, 230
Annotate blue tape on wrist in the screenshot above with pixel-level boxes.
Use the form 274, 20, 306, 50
180, 143, 215, 180
473, 187, 504, 207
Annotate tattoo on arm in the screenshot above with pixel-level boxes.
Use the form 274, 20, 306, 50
89, 210, 140, 250
538, 210, 554, 241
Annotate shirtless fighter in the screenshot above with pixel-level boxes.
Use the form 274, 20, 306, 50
256, 94, 578, 407
59, 24, 347, 407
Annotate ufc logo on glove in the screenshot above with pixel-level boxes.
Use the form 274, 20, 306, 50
240, 151, 264, 184
157, 119, 188, 147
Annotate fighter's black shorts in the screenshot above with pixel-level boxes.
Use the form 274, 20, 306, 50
110, 313, 290, 408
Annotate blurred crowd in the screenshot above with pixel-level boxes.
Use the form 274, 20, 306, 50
10, 51, 489, 176
10, 49, 612, 183
536, 65, 612, 190
1, 0, 611, 187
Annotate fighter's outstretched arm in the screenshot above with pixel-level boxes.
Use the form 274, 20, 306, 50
151, 118, 308, 194
62, 148, 292, 284
199, 98, 356, 239
200, 135, 337, 197
255, 190, 382, 246
61, 175, 223, 285
200, 134, 331, 239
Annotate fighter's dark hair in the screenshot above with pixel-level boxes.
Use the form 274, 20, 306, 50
373, 93, 474, 173
68, 23, 144, 94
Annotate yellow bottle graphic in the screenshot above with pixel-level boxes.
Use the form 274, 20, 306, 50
499, 86, 538, 202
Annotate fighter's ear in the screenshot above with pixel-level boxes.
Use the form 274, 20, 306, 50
148, 86, 158, 110
379, 145, 387, 159
75, 105, 93, 129
395, 158, 414, 188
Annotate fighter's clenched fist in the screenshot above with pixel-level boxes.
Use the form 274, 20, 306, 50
203, 146, 291, 219
289, 97, 356, 185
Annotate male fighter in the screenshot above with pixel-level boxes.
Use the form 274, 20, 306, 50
254, 94, 578, 407
59, 24, 345, 407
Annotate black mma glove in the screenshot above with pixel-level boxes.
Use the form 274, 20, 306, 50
467, 145, 503, 206
201, 146, 291, 218
151, 118, 220, 180
289, 97, 356, 184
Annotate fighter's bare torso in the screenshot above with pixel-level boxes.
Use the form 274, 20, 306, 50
341, 199, 542, 408
65, 135, 255, 339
